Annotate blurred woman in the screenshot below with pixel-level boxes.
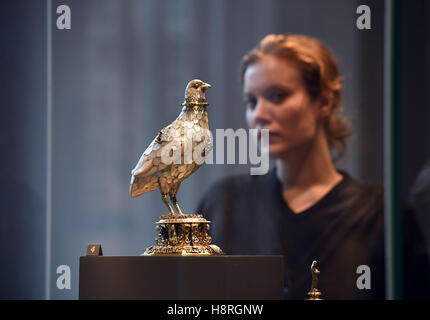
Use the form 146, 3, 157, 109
197, 34, 429, 299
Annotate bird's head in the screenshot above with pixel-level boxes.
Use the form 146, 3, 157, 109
183, 79, 211, 107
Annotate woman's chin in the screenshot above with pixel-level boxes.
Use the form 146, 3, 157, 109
268, 145, 289, 159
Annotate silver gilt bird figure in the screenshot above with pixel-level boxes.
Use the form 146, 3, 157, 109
130, 79, 212, 216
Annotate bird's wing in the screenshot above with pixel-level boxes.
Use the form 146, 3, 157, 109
130, 123, 186, 197
131, 125, 175, 177
155, 124, 175, 144
130, 173, 159, 198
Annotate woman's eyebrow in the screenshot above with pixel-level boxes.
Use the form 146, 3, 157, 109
244, 83, 291, 98
262, 84, 289, 95
265, 84, 289, 91
243, 91, 255, 99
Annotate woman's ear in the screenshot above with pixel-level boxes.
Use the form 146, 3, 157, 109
318, 92, 333, 117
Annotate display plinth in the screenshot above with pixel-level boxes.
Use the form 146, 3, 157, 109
79, 255, 283, 300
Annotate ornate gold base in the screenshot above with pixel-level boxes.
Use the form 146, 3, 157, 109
143, 214, 223, 256
306, 289, 323, 300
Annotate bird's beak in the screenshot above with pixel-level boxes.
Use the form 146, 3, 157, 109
201, 82, 211, 91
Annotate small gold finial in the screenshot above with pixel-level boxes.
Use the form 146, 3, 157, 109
306, 260, 323, 300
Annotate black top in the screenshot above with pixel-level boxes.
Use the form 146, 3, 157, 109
196, 168, 430, 300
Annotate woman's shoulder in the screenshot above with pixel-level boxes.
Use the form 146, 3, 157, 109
321, 170, 384, 221
204, 169, 275, 193
339, 170, 383, 200
196, 169, 277, 213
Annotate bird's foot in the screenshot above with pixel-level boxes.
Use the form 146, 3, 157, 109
174, 205, 185, 215
170, 195, 185, 215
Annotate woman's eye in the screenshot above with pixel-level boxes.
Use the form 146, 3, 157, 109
268, 91, 287, 104
244, 97, 257, 110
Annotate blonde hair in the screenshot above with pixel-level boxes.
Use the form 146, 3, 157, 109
241, 34, 351, 160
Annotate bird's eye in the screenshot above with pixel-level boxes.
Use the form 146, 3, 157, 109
193, 83, 199, 89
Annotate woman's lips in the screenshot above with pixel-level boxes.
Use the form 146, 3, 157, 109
257, 129, 280, 142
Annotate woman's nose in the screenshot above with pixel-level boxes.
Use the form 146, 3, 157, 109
253, 98, 272, 125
